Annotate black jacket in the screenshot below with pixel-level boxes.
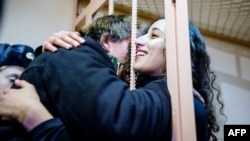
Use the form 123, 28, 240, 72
0, 37, 207, 141
12, 37, 171, 141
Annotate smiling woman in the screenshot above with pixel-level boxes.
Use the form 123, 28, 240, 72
24, 17, 223, 141
133, 19, 166, 76
0, 13, 225, 140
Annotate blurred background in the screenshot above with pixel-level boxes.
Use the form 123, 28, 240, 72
0, 0, 249, 140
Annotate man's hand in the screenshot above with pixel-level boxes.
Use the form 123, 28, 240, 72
0, 80, 53, 131
0, 80, 41, 122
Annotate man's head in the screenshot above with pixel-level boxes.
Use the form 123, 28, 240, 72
80, 15, 132, 63
0, 43, 34, 94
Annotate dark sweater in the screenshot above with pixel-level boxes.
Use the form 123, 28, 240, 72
0, 37, 207, 141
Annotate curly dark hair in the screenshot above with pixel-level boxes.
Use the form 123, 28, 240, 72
189, 22, 225, 141
119, 20, 225, 141
79, 15, 131, 44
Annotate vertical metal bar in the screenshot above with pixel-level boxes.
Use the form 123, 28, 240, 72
175, 0, 196, 140
165, 0, 196, 140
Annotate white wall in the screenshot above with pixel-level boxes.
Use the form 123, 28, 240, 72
205, 36, 250, 140
0, 0, 76, 48
1, 1, 249, 140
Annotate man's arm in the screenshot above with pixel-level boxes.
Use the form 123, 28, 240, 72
19, 37, 171, 140
30, 118, 71, 141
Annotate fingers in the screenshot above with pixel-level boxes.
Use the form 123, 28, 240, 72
57, 31, 84, 46
14, 80, 32, 88
50, 31, 76, 48
72, 31, 80, 36
42, 31, 84, 52
66, 31, 85, 46
0, 93, 28, 123
42, 36, 72, 52
42, 42, 59, 52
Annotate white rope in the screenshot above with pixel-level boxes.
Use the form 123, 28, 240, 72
108, 0, 114, 15
129, 0, 137, 90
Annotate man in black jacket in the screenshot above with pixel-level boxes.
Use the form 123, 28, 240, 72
0, 15, 172, 141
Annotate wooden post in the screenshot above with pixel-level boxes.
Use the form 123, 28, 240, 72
165, 0, 197, 140
74, 0, 107, 31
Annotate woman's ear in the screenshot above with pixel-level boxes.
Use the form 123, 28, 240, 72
100, 36, 110, 52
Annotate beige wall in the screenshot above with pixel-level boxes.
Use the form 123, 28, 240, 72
1, 1, 249, 140
0, 0, 77, 48
205, 36, 250, 140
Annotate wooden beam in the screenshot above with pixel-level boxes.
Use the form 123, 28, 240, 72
165, 0, 196, 140
102, 3, 160, 21
79, 0, 250, 48
74, 0, 107, 31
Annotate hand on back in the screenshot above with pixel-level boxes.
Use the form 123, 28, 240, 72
0, 80, 41, 122
42, 31, 85, 52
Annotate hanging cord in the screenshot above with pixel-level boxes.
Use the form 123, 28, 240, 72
108, 0, 114, 15
129, 0, 137, 90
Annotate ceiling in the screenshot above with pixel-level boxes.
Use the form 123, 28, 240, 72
110, 0, 250, 47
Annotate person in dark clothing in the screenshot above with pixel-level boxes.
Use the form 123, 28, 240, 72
0, 43, 34, 141
42, 18, 225, 141
0, 43, 34, 94
0, 15, 172, 141
0, 16, 224, 141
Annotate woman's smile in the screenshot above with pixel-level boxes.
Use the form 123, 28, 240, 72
135, 48, 148, 60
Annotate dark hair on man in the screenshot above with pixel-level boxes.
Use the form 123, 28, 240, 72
79, 15, 132, 44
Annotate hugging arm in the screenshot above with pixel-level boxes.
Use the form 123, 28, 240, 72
42, 31, 84, 52
42, 31, 205, 105
0, 79, 71, 141
18, 37, 171, 141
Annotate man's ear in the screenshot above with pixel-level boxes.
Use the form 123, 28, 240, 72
100, 37, 110, 52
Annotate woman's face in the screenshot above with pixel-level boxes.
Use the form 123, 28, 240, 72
0, 66, 24, 94
133, 19, 166, 76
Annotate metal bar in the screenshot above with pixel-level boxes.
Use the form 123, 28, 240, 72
165, 0, 196, 140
